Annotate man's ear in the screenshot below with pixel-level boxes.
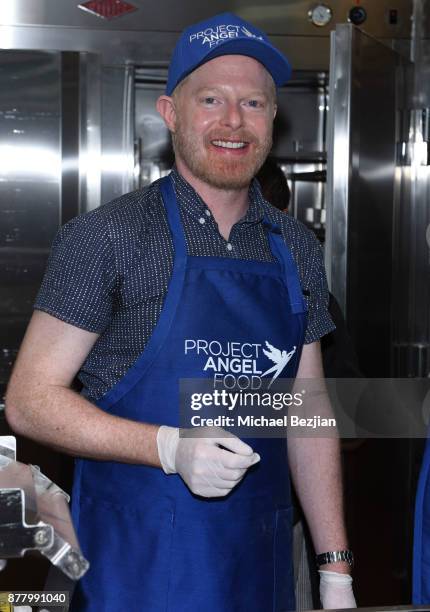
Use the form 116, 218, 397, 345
156, 95, 177, 133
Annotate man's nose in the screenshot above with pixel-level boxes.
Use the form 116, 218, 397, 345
221, 102, 244, 130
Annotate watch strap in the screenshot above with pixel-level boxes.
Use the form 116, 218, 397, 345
316, 550, 354, 568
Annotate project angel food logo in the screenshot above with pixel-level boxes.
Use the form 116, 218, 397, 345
184, 338, 295, 390
181, 338, 338, 435
189, 24, 264, 49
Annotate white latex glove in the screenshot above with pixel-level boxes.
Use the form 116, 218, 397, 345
319, 570, 356, 609
157, 425, 260, 497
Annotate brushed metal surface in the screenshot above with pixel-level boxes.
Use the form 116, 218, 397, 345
79, 53, 102, 212
392, 0, 430, 376
0, 0, 413, 72
0, 51, 62, 384
0, 0, 413, 38
135, 79, 172, 186
326, 25, 410, 377
100, 64, 135, 205
325, 25, 352, 311
0, 23, 330, 71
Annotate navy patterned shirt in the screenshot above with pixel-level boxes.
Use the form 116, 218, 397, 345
35, 168, 334, 401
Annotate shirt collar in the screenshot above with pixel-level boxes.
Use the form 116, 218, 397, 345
170, 167, 265, 225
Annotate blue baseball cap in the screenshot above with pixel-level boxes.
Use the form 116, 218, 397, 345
166, 12, 292, 95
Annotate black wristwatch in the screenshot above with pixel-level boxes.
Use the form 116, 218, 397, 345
316, 550, 354, 568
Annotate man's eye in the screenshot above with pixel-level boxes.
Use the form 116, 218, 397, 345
203, 97, 216, 104
247, 99, 263, 108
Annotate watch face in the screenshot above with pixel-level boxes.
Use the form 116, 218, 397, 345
309, 4, 333, 27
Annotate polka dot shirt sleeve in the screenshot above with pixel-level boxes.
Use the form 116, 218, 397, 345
303, 235, 335, 344
34, 212, 117, 333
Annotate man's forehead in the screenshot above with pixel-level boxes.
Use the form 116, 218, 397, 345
184, 55, 274, 90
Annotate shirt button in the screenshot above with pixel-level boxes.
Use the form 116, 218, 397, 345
226, 243, 233, 251
199, 217, 206, 225
205, 209, 211, 216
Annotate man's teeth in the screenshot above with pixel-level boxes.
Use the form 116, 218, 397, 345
212, 140, 247, 149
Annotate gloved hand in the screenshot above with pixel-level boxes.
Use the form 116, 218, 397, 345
319, 570, 356, 609
157, 425, 260, 497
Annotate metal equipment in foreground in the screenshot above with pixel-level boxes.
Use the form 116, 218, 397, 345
0, 436, 88, 610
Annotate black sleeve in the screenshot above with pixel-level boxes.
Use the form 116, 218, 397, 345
303, 235, 336, 344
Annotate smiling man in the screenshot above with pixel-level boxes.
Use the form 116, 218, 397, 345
164, 55, 275, 190
6, 13, 355, 612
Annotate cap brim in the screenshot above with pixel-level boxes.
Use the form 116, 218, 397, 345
202, 38, 292, 86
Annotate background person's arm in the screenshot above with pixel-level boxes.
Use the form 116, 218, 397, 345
5, 310, 162, 466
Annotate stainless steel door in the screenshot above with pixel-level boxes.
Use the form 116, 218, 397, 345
325, 26, 416, 606
326, 24, 411, 377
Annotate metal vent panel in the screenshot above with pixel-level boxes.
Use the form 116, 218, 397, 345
78, 0, 137, 21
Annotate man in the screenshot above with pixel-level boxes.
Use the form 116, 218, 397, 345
5, 13, 356, 612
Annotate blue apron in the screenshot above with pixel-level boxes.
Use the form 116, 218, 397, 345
413, 437, 430, 603
71, 175, 308, 612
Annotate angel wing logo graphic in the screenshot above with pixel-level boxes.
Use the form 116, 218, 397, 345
240, 26, 264, 40
261, 342, 296, 388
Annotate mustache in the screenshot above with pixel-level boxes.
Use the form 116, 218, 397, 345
205, 131, 257, 144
